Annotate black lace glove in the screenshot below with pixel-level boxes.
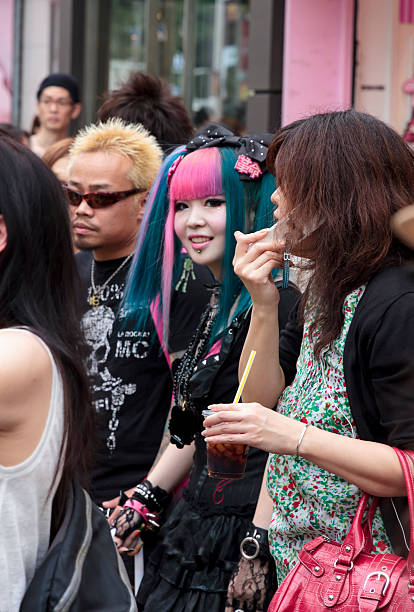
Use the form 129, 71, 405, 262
110, 480, 171, 544
225, 525, 277, 612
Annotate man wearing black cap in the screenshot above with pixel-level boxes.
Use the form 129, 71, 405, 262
30, 73, 81, 157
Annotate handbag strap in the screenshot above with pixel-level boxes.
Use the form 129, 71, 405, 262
361, 496, 379, 554
322, 449, 414, 609
394, 448, 414, 589
338, 449, 414, 568
336, 493, 376, 568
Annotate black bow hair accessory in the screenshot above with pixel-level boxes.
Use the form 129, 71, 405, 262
186, 123, 273, 181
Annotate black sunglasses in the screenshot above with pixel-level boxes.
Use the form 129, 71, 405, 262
63, 185, 142, 209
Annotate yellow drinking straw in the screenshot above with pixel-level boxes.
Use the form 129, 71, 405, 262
233, 350, 257, 404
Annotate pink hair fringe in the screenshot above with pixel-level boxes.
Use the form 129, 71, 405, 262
169, 148, 222, 202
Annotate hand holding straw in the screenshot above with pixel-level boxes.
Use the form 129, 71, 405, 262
233, 350, 256, 404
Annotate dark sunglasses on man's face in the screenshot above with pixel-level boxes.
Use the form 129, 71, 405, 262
63, 185, 142, 209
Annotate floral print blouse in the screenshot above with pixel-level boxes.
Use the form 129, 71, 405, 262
267, 286, 392, 583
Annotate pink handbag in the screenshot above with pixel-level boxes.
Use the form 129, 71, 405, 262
268, 448, 414, 611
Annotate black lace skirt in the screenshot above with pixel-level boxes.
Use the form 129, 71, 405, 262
137, 496, 252, 611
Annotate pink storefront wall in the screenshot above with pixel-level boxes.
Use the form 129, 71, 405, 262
0, 0, 14, 123
282, 0, 355, 126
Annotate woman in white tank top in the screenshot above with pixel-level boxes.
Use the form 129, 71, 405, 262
0, 138, 94, 611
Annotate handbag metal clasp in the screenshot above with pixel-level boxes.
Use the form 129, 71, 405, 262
333, 559, 354, 572
363, 571, 390, 596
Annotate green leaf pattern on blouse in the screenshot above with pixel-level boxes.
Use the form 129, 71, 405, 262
267, 286, 392, 583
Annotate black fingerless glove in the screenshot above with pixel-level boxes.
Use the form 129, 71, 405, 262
111, 480, 171, 542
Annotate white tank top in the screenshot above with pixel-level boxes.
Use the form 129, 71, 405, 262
0, 329, 65, 612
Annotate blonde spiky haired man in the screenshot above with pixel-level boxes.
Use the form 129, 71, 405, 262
68, 116, 210, 584
68, 118, 162, 258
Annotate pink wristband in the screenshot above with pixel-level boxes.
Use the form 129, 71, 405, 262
123, 498, 152, 523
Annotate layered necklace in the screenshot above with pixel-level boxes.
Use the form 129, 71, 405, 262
89, 253, 134, 307
170, 289, 219, 447
173, 292, 219, 403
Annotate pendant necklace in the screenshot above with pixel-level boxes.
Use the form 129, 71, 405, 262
89, 253, 134, 307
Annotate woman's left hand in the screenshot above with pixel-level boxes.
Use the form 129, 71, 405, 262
202, 403, 304, 455
109, 508, 144, 555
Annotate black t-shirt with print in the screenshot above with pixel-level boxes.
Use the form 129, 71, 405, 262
76, 251, 213, 504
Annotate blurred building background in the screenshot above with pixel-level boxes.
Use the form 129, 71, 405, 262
1, 0, 414, 138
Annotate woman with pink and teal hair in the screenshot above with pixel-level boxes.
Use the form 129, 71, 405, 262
123, 131, 278, 346
111, 125, 300, 611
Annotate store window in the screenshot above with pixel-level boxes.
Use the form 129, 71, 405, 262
109, 0, 250, 133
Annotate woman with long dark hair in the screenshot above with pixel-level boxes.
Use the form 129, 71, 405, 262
203, 110, 414, 598
0, 138, 94, 611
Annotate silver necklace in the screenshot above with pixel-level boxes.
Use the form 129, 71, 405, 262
89, 253, 133, 307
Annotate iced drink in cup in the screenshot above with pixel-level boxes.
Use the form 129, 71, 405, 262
202, 409, 249, 479
206, 441, 249, 479
202, 351, 257, 480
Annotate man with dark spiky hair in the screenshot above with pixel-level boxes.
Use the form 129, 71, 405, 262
97, 72, 193, 154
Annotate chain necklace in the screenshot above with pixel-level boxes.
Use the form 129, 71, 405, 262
89, 253, 133, 307
169, 293, 219, 448
173, 290, 219, 408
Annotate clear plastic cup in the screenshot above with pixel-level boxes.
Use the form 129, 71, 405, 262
202, 409, 248, 479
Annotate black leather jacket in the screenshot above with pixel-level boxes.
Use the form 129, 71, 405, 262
279, 265, 414, 557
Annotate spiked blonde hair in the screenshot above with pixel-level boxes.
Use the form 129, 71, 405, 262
69, 118, 162, 190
